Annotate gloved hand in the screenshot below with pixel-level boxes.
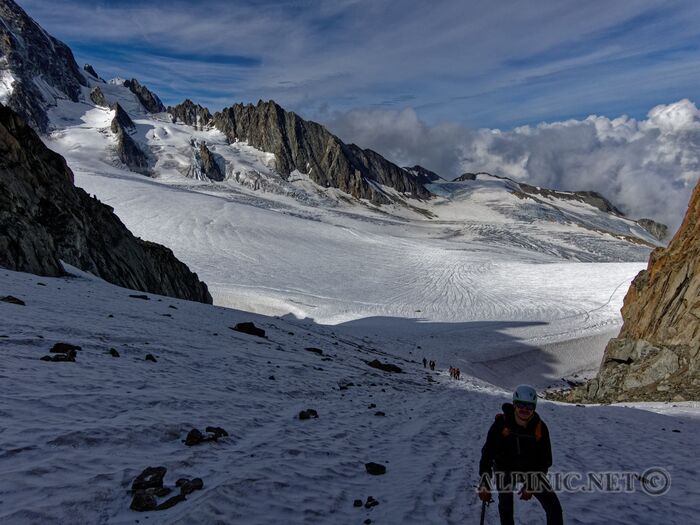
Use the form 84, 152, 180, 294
518, 487, 533, 501
479, 486, 491, 502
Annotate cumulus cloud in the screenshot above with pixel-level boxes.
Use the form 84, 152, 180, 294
325, 100, 700, 233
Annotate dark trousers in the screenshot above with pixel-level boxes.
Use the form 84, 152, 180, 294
495, 472, 563, 525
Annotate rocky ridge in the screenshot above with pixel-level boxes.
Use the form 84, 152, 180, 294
0, 102, 211, 303
89, 86, 107, 107
404, 165, 444, 182
123, 78, 166, 113
212, 100, 433, 205
168, 99, 213, 130
567, 180, 700, 402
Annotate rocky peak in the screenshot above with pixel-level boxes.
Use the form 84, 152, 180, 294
110, 102, 135, 131
168, 99, 213, 130
0, 102, 211, 303
123, 78, 165, 113
637, 218, 669, 242
404, 165, 443, 182
212, 100, 432, 204
110, 104, 149, 175
83, 63, 100, 80
0, 0, 87, 132
89, 86, 107, 107
569, 180, 700, 402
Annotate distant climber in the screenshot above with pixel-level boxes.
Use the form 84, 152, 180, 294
423, 357, 427, 368
477, 384, 563, 525
429, 360, 435, 371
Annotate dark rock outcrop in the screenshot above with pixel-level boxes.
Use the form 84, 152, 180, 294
212, 100, 433, 204
298, 409, 319, 420
404, 165, 443, 182
637, 218, 669, 242
89, 86, 107, 107
168, 99, 213, 129
365, 462, 386, 475
123, 78, 165, 113
110, 103, 135, 130
0, 0, 87, 132
83, 64, 100, 80
570, 180, 700, 402
186, 140, 224, 181
1, 295, 24, 305
232, 322, 265, 338
0, 103, 212, 303
519, 184, 623, 215
110, 105, 149, 175
453, 172, 480, 182
367, 359, 403, 373
184, 426, 228, 446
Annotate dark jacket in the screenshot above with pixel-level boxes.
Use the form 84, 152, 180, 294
479, 403, 552, 477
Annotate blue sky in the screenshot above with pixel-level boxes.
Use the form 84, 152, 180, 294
19, 0, 700, 129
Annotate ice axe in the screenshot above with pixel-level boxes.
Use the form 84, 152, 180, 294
479, 497, 493, 525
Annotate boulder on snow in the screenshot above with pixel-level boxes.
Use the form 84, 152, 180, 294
365, 462, 386, 476
50, 342, 81, 353
40, 352, 75, 362
184, 426, 229, 446
364, 496, 379, 508
232, 322, 266, 338
145, 354, 157, 362
367, 359, 403, 373
298, 409, 319, 420
1, 295, 25, 305
132, 466, 167, 492
130, 466, 203, 512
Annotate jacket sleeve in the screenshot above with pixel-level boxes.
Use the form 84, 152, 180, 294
479, 419, 502, 478
537, 421, 553, 473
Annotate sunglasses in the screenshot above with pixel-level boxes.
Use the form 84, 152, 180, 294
514, 402, 535, 411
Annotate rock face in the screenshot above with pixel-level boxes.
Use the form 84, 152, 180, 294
0, 0, 87, 132
212, 100, 433, 205
186, 140, 224, 181
111, 102, 135, 130
89, 86, 107, 107
168, 99, 213, 130
637, 218, 669, 242
110, 104, 149, 174
123, 78, 166, 113
572, 180, 700, 402
0, 103, 212, 303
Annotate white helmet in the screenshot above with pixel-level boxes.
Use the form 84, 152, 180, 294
513, 384, 537, 406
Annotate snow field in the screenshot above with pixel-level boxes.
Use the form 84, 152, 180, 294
0, 268, 698, 524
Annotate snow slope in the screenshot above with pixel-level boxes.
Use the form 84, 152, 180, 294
0, 267, 698, 524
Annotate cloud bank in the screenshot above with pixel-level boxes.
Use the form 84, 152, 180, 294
326, 99, 700, 233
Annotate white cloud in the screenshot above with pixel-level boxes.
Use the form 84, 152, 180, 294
325, 100, 700, 233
